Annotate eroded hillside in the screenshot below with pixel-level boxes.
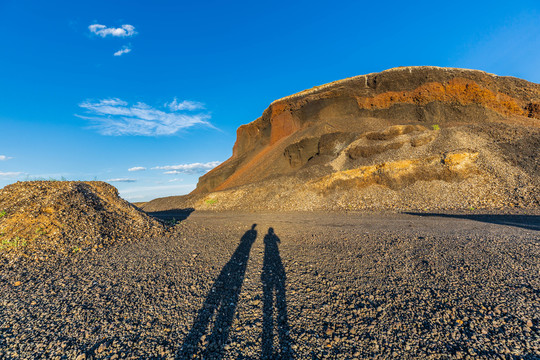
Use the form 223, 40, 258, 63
142, 67, 540, 211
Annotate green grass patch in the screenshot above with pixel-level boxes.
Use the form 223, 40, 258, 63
0, 237, 27, 250
205, 198, 218, 205
432, 124, 440, 131
0, 210, 6, 219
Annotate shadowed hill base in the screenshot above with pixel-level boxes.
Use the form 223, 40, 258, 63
405, 212, 540, 231
141, 67, 540, 212
0, 181, 165, 259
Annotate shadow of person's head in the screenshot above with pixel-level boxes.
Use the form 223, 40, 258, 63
240, 224, 258, 245
265, 228, 279, 243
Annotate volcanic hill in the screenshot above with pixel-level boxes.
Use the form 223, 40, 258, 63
142, 66, 540, 211
0, 181, 164, 258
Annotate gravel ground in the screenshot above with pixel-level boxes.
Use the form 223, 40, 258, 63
0, 211, 539, 359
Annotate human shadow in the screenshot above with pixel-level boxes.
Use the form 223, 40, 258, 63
177, 224, 257, 359
261, 227, 293, 359
405, 212, 540, 231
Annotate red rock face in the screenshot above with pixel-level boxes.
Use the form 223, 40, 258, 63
232, 123, 262, 158
269, 110, 300, 145
196, 67, 540, 194
355, 78, 526, 116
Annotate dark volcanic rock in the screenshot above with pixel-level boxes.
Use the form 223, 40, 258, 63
1, 211, 539, 358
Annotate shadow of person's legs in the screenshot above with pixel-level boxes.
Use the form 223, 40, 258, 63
261, 227, 293, 359
262, 266, 274, 358
177, 224, 257, 359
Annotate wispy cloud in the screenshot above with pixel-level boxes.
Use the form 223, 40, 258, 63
77, 98, 212, 136
107, 178, 136, 183
94, 98, 127, 106
114, 46, 132, 57
128, 166, 146, 172
166, 98, 205, 111
89, 24, 136, 38
0, 155, 12, 161
153, 161, 221, 174
119, 184, 195, 201
0, 172, 21, 178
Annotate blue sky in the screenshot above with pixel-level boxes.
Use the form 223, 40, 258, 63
1, 0, 540, 201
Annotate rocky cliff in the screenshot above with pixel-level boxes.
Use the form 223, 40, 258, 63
142, 66, 540, 211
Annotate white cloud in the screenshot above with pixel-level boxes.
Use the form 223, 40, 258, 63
153, 161, 221, 174
167, 98, 205, 111
0, 172, 21, 178
89, 24, 136, 38
107, 178, 136, 183
114, 46, 132, 57
168, 178, 183, 182
119, 184, 195, 201
0, 155, 12, 161
77, 98, 212, 136
128, 166, 146, 172
94, 98, 127, 106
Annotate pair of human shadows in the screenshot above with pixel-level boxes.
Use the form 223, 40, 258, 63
177, 225, 293, 359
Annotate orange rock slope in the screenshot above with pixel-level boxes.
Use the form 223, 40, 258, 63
194, 66, 540, 194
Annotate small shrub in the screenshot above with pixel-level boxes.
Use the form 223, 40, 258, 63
0, 210, 6, 218
205, 198, 218, 205
432, 124, 440, 131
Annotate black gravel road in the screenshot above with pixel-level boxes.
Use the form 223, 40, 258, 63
1, 211, 539, 359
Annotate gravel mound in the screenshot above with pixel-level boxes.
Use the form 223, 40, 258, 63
0, 181, 165, 259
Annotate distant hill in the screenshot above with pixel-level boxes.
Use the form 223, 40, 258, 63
142, 66, 540, 211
